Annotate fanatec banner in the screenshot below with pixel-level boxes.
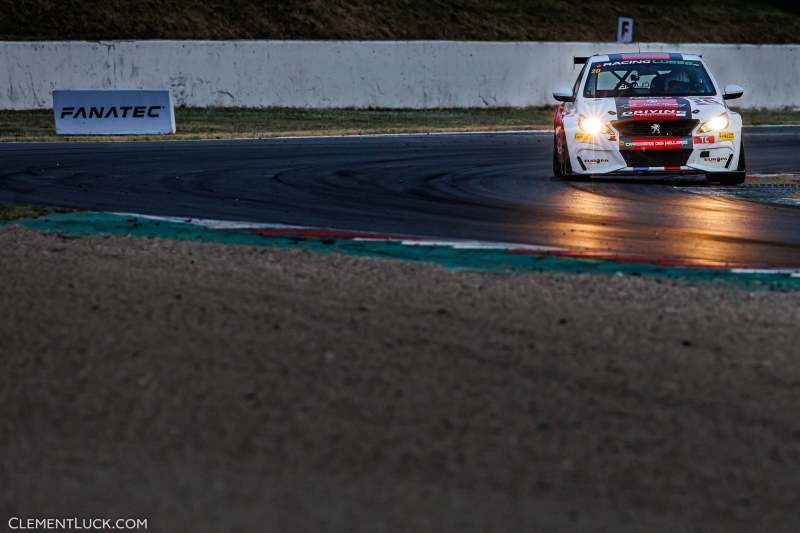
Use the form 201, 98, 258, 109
53, 89, 175, 135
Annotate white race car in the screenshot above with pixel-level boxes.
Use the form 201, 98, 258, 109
553, 52, 746, 184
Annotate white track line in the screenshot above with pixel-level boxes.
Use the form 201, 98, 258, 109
748, 173, 800, 178
391, 239, 564, 252
744, 124, 800, 129
740, 132, 800, 137
267, 129, 552, 139
113, 213, 307, 230
2, 129, 552, 145
730, 268, 800, 277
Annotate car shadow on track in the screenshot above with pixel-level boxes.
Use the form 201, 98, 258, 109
553, 174, 712, 186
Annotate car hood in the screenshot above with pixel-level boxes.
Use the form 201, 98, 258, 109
579, 96, 727, 125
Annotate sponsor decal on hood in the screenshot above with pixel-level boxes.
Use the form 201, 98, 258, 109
685, 96, 727, 122
614, 97, 692, 121
686, 96, 723, 107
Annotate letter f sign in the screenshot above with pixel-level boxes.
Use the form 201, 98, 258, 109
617, 17, 634, 44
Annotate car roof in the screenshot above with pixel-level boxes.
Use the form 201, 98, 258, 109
588, 52, 702, 63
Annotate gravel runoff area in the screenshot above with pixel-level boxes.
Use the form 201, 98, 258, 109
3, 225, 800, 533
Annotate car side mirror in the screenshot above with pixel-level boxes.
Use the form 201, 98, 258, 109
723, 84, 744, 100
553, 88, 575, 103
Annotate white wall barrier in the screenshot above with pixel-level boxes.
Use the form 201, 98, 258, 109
0, 41, 797, 110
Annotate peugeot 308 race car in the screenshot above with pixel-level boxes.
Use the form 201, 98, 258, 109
553, 52, 746, 184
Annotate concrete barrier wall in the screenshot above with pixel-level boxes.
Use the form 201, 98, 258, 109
1, 40, 797, 109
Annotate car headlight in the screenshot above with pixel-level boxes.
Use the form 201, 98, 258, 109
699, 113, 729, 133
579, 116, 610, 135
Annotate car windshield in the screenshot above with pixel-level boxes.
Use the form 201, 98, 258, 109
583, 59, 715, 98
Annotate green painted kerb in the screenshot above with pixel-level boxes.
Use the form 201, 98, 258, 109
6, 211, 800, 289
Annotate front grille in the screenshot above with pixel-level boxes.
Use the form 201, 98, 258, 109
612, 119, 698, 137
623, 149, 693, 167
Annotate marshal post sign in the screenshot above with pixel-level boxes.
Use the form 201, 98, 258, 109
53, 89, 176, 135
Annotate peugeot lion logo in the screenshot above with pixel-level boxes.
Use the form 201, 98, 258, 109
651, 123, 662, 134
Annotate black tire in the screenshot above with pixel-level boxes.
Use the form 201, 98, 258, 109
707, 142, 746, 186
553, 139, 563, 178
553, 131, 572, 179
737, 141, 746, 171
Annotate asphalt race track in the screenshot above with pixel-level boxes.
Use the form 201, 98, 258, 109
1, 126, 799, 268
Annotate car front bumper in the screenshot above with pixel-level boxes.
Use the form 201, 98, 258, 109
568, 129, 740, 175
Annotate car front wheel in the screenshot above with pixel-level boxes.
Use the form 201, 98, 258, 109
553, 132, 572, 179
